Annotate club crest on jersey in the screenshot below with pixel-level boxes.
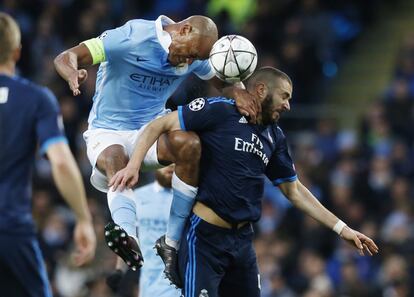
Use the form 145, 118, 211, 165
189, 98, 205, 111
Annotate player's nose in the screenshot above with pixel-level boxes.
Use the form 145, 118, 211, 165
283, 101, 290, 111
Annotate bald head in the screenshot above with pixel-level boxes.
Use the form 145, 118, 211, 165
0, 12, 21, 65
166, 15, 218, 65
182, 15, 218, 41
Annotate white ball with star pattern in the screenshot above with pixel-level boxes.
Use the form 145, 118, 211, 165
209, 35, 258, 84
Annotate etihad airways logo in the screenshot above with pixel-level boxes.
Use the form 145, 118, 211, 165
129, 73, 179, 91
234, 133, 269, 165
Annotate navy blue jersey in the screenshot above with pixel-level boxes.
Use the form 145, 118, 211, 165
178, 97, 297, 223
0, 74, 66, 235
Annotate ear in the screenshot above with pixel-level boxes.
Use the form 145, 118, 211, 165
180, 24, 192, 35
12, 45, 21, 63
255, 82, 268, 99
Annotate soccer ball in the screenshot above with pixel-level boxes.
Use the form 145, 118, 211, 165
209, 35, 258, 83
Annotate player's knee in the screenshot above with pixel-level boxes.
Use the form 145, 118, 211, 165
97, 145, 129, 177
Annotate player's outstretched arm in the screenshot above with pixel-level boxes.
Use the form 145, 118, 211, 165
54, 44, 92, 96
278, 180, 379, 256
209, 77, 260, 123
47, 142, 97, 266
109, 111, 181, 191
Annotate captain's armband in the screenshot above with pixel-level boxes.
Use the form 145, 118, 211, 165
81, 38, 106, 65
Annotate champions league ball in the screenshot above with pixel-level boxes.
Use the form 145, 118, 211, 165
209, 35, 258, 84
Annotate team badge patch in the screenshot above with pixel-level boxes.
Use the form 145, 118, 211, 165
189, 98, 205, 111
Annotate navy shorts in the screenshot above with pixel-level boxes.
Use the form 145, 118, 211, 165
178, 214, 261, 297
0, 234, 52, 297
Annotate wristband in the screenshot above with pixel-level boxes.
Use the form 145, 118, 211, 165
333, 220, 347, 235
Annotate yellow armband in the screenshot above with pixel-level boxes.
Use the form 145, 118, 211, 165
81, 38, 106, 65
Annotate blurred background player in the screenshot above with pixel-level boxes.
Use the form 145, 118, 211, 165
106, 164, 181, 297
0, 12, 96, 297
110, 67, 379, 296
54, 14, 259, 270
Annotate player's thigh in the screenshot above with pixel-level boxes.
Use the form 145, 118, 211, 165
0, 235, 52, 297
83, 128, 130, 173
218, 241, 261, 297
178, 215, 224, 297
156, 130, 201, 165
218, 263, 260, 297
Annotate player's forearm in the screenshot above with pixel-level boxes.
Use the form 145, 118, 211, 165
54, 50, 80, 81
128, 112, 180, 169
283, 181, 341, 230
49, 145, 92, 222
127, 122, 160, 170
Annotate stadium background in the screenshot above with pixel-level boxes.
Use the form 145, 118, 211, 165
2, 0, 414, 296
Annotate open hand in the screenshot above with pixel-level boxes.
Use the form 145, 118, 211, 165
109, 167, 140, 191
340, 226, 379, 256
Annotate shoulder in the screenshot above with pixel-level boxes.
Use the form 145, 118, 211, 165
13, 76, 56, 103
125, 19, 154, 31
206, 96, 238, 116
274, 125, 286, 138
271, 125, 290, 148
122, 19, 155, 41
206, 96, 236, 106
187, 96, 236, 114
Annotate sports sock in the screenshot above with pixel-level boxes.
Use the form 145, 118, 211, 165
107, 188, 137, 238
166, 172, 197, 250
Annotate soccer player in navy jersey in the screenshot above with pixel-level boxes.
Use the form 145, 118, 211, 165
54, 15, 259, 270
0, 13, 96, 297
110, 67, 379, 296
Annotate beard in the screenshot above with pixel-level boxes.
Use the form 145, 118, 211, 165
261, 95, 278, 126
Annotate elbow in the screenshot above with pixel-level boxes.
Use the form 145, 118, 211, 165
53, 157, 71, 174
54, 52, 65, 70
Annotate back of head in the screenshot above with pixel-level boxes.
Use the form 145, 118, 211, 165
0, 12, 21, 65
247, 67, 292, 94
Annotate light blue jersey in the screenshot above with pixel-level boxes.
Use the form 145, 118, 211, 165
135, 182, 181, 297
88, 15, 214, 130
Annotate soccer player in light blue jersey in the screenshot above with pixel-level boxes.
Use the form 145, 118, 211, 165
54, 15, 258, 271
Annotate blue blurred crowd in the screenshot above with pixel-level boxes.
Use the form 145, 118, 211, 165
1, 0, 413, 296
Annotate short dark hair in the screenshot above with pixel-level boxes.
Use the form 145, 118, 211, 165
247, 67, 292, 92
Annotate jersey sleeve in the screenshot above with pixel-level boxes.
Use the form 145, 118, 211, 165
177, 98, 229, 132
192, 59, 215, 80
265, 128, 297, 186
35, 88, 67, 155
